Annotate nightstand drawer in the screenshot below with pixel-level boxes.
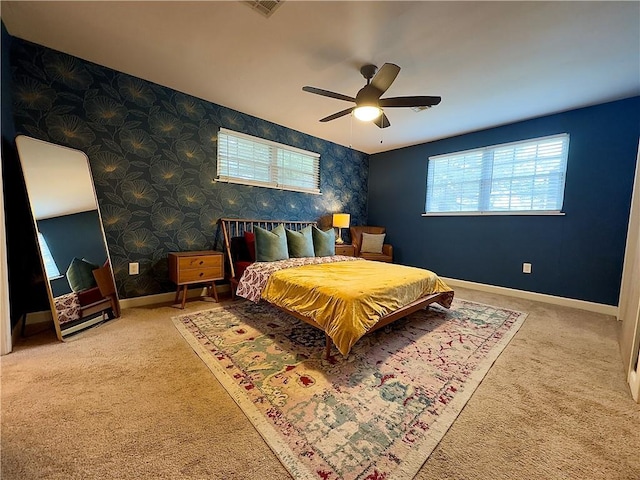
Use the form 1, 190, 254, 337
176, 266, 223, 284
178, 254, 222, 270
335, 244, 355, 256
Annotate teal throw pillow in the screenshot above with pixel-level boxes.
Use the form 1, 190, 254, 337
66, 257, 99, 292
312, 226, 336, 257
254, 224, 289, 262
286, 226, 315, 258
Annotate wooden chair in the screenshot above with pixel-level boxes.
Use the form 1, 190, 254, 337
350, 226, 393, 263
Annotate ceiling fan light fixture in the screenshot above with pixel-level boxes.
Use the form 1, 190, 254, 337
353, 105, 382, 121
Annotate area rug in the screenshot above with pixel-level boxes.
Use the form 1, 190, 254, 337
172, 299, 527, 480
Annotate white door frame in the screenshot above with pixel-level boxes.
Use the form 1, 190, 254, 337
1, 152, 12, 355
618, 139, 640, 402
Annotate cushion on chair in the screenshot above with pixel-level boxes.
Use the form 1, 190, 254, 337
286, 226, 315, 258
254, 225, 289, 262
66, 257, 99, 293
312, 226, 335, 257
360, 232, 386, 254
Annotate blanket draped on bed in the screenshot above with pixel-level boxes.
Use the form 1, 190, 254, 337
236, 257, 454, 355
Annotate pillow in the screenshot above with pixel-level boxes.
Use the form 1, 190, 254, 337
66, 257, 99, 293
244, 231, 256, 262
312, 226, 335, 257
254, 224, 289, 262
286, 226, 315, 258
360, 232, 386, 254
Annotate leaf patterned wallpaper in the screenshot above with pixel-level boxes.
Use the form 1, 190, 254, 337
10, 39, 369, 299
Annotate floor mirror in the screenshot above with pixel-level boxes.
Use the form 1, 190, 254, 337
16, 135, 120, 340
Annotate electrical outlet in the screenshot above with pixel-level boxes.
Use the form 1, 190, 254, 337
129, 262, 139, 275
522, 263, 532, 274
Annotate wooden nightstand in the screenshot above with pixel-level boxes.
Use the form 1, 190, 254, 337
168, 250, 224, 309
335, 244, 355, 256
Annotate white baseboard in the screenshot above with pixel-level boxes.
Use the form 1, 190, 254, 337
120, 279, 617, 317
442, 277, 618, 317
120, 284, 231, 309
26, 310, 53, 325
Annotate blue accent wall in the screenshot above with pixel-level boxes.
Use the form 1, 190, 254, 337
8, 37, 369, 299
368, 97, 640, 306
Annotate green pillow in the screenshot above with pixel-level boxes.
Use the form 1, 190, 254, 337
254, 224, 289, 262
312, 226, 335, 257
66, 257, 99, 292
286, 226, 315, 258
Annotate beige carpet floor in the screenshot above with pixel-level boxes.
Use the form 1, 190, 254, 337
1, 287, 639, 480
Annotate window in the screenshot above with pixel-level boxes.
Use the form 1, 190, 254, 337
37, 232, 62, 279
425, 133, 569, 215
217, 128, 321, 194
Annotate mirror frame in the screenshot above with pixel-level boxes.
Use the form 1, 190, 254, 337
15, 135, 120, 339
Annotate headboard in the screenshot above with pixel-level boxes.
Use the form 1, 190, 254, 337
217, 218, 318, 280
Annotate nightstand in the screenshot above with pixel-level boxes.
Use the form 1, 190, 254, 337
168, 250, 224, 309
335, 244, 355, 256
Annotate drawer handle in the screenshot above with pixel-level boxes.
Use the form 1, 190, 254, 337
199, 260, 204, 265
199, 272, 204, 277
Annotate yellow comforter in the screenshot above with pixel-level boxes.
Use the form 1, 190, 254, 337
261, 260, 454, 356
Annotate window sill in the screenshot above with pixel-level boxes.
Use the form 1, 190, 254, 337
421, 211, 566, 217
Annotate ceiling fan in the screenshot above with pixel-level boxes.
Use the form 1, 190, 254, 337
302, 63, 441, 129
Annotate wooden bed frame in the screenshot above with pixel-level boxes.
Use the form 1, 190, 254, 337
218, 218, 317, 294
217, 218, 452, 359
275, 291, 452, 359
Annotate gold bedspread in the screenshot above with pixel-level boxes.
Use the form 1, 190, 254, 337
261, 260, 454, 356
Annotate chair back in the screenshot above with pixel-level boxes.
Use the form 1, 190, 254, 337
350, 226, 386, 256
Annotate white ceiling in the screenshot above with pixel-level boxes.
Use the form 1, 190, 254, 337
2, 1, 639, 155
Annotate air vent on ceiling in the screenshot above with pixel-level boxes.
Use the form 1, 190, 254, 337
411, 105, 433, 113
243, 0, 284, 18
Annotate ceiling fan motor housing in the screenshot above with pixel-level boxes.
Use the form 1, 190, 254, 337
356, 85, 383, 107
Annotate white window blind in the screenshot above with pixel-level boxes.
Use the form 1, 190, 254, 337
425, 134, 570, 214
217, 128, 321, 194
37, 231, 61, 279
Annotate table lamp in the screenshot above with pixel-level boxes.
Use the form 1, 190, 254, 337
332, 213, 350, 245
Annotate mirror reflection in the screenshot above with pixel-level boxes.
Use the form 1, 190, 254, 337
16, 136, 120, 339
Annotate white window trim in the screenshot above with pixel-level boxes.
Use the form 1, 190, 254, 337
425, 133, 570, 215
216, 128, 321, 195
422, 211, 566, 217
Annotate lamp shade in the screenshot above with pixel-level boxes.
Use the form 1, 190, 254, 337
332, 213, 350, 228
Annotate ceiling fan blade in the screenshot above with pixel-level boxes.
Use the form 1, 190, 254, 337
370, 63, 400, 96
373, 112, 391, 129
320, 107, 354, 122
379, 96, 442, 108
302, 86, 355, 103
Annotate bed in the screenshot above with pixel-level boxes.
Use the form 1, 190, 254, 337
218, 218, 454, 358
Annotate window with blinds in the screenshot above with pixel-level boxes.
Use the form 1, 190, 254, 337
217, 128, 321, 194
37, 232, 62, 279
425, 134, 570, 215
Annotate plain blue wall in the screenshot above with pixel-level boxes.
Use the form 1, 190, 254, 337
368, 97, 640, 306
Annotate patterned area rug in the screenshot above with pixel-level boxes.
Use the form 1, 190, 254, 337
172, 299, 527, 480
